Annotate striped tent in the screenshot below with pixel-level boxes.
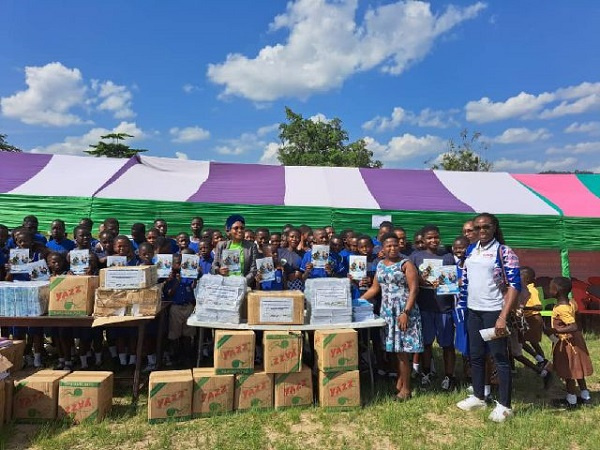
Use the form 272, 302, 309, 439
2, 152, 600, 278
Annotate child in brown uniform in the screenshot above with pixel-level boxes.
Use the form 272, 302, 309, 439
549, 277, 593, 408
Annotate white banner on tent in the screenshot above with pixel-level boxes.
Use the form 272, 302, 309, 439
9, 155, 130, 197
433, 171, 559, 216
284, 166, 380, 209
95, 156, 211, 201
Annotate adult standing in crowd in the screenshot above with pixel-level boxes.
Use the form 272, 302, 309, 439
456, 213, 521, 423
361, 233, 422, 401
211, 214, 258, 287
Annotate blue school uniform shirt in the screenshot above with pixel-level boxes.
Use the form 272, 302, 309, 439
167, 238, 179, 254
329, 251, 347, 277
300, 250, 338, 279
46, 238, 76, 254
164, 278, 195, 305
199, 255, 213, 277
189, 241, 199, 254
7, 233, 47, 248
130, 239, 146, 254
259, 268, 285, 290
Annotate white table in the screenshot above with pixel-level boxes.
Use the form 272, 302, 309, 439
187, 316, 385, 394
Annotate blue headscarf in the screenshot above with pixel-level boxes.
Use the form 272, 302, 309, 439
225, 214, 245, 231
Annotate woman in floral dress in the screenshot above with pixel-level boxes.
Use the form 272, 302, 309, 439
361, 232, 423, 400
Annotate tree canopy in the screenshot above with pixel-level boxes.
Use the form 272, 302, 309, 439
430, 129, 492, 171
0, 134, 22, 152
85, 133, 147, 158
277, 107, 382, 168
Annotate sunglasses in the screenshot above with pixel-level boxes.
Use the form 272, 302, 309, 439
473, 224, 493, 231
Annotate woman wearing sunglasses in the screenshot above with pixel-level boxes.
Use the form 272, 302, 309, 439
211, 214, 258, 287
456, 213, 521, 423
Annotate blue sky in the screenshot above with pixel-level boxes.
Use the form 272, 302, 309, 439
1, 0, 599, 172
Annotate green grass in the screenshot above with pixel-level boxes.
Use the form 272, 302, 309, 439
2, 335, 600, 450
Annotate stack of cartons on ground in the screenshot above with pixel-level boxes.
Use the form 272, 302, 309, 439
148, 370, 193, 423
58, 371, 113, 423
314, 329, 361, 408
94, 266, 162, 317
263, 330, 313, 409
192, 368, 234, 417
12, 370, 69, 422
0, 340, 26, 373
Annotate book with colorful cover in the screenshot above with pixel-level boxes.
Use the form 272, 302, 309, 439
155, 254, 173, 278
222, 249, 241, 272
29, 259, 50, 281
256, 257, 275, 282
70, 249, 90, 275
311, 245, 330, 269
9, 249, 30, 274
181, 254, 199, 279
419, 259, 443, 284
435, 265, 459, 295
348, 255, 367, 280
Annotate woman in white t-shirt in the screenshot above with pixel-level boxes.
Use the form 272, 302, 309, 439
455, 213, 521, 423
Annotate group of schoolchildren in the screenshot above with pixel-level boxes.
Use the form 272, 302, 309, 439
0, 215, 593, 408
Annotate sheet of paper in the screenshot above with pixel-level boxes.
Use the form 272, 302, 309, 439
311, 245, 330, 269
348, 255, 367, 280
155, 254, 173, 278
222, 249, 241, 272
259, 297, 294, 323
70, 249, 90, 275
181, 254, 199, 279
256, 257, 275, 282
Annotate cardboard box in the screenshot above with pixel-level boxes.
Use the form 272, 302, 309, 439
49, 276, 99, 316
192, 368, 234, 417
58, 371, 113, 423
214, 330, 255, 375
234, 371, 273, 410
4, 377, 13, 423
247, 290, 304, 325
0, 340, 26, 373
99, 265, 158, 290
274, 366, 313, 408
263, 331, 303, 374
94, 283, 163, 317
148, 370, 193, 423
13, 371, 68, 422
318, 370, 360, 408
314, 329, 358, 372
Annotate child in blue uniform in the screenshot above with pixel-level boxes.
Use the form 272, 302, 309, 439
46, 219, 76, 254
300, 228, 336, 281
255, 244, 287, 290
197, 239, 214, 277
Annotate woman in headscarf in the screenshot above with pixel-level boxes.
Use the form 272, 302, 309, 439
211, 214, 258, 287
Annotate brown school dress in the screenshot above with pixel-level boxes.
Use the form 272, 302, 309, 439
552, 303, 593, 380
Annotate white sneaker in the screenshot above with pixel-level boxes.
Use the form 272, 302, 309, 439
466, 385, 474, 394
457, 395, 487, 411
488, 401, 513, 423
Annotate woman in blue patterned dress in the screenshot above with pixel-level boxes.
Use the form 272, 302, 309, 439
361, 233, 423, 400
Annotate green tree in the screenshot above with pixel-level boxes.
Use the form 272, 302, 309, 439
0, 134, 22, 152
430, 129, 492, 171
277, 107, 382, 168
85, 133, 147, 158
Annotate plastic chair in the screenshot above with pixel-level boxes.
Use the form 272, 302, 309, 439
536, 286, 556, 317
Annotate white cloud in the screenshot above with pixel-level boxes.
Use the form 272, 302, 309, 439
259, 142, 281, 164
91, 80, 135, 119
207, 0, 485, 101
256, 123, 280, 137
564, 121, 600, 136
215, 125, 276, 156
175, 151, 189, 160
466, 81, 600, 123
0, 62, 88, 126
364, 133, 444, 163
169, 126, 211, 143
29, 121, 146, 155
493, 157, 578, 173
182, 84, 200, 94
492, 127, 551, 144
546, 141, 600, 155
363, 106, 459, 131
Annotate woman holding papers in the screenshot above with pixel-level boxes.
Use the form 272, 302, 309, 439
211, 214, 258, 287
455, 213, 521, 423
360, 232, 422, 401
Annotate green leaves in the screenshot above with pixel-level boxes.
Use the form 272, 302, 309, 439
85, 133, 147, 158
429, 129, 492, 172
277, 107, 382, 168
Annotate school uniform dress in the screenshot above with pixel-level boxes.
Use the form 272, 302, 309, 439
523, 283, 544, 343
376, 259, 423, 354
552, 302, 593, 380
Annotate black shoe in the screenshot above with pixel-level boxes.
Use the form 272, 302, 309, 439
542, 371, 553, 390
551, 398, 578, 409
579, 397, 592, 407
